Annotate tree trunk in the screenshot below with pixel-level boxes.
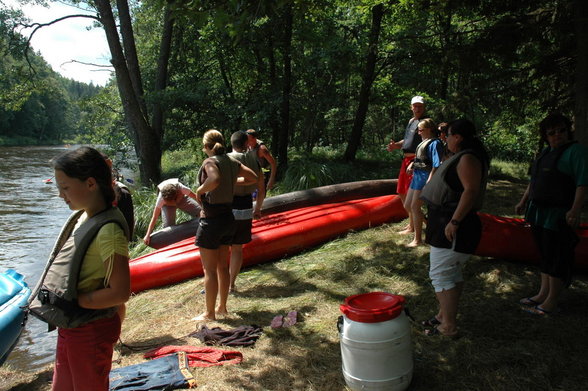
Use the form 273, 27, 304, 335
116, 0, 148, 119
574, 0, 588, 147
152, 6, 174, 143
343, 3, 384, 162
277, 3, 293, 177
267, 30, 281, 158
95, 0, 161, 185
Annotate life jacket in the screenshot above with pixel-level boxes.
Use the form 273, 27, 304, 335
529, 142, 577, 208
420, 149, 488, 211
228, 150, 259, 196
401, 118, 423, 154
198, 154, 240, 217
412, 138, 436, 171
28, 207, 129, 330
252, 140, 271, 169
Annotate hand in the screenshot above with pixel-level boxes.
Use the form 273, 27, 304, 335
565, 210, 580, 228
195, 188, 204, 205
253, 210, 262, 220
143, 234, 151, 246
267, 178, 275, 190
444, 222, 458, 242
514, 201, 526, 215
386, 140, 399, 152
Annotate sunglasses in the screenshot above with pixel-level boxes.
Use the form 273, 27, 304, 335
546, 127, 567, 137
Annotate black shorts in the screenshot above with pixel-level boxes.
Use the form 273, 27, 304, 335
531, 223, 579, 286
196, 214, 236, 249
232, 219, 253, 244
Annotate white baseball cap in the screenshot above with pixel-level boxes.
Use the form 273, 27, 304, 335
411, 96, 425, 105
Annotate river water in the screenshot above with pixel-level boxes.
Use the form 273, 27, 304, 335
1, 145, 80, 371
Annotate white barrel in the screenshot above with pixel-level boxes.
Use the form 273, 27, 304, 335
339, 292, 413, 391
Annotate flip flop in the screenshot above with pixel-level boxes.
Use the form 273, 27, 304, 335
424, 325, 459, 339
519, 297, 540, 306
523, 305, 557, 316
282, 311, 298, 327
270, 315, 284, 328
421, 316, 441, 328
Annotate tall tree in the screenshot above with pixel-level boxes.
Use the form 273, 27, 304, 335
344, 3, 384, 161
94, 0, 162, 185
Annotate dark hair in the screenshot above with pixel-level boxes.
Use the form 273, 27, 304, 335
539, 113, 573, 142
438, 122, 448, 135
52, 147, 115, 205
160, 183, 178, 201
448, 119, 490, 166
231, 131, 249, 151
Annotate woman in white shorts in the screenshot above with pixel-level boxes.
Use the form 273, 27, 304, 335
420, 119, 490, 337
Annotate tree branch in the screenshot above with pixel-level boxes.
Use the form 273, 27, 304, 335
19, 14, 100, 76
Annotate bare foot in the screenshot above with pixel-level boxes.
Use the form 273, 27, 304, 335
191, 312, 215, 321
406, 240, 422, 247
215, 308, 229, 318
398, 228, 414, 235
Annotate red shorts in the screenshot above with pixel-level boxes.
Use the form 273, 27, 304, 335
52, 313, 121, 391
396, 156, 414, 195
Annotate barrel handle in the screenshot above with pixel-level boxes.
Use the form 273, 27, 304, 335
337, 315, 343, 333
404, 306, 416, 323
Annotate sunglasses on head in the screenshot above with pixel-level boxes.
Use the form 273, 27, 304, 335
546, 127, 567, 137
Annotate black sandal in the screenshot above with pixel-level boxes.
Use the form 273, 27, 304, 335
421, 316, 441, 328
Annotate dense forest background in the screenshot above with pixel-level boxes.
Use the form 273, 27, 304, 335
1, 0, 585, 185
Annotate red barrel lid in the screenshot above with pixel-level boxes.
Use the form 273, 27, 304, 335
340, 292, 405, 323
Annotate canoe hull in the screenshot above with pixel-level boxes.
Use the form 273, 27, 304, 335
130, 195, 406, 293
0, 270, 31, 366
475, 213, 588, 271
147, 179, 397, 249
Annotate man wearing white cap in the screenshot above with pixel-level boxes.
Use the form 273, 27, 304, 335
387, 95, 426, 233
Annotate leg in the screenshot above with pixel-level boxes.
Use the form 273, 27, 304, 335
216, 245, 231, 316
428, 247, 468, 336
408, 191, 424, 246
52, 331, 74, 391
229, 244, 244, 291
538, 275, 564, 312
161, 205, 177, 228
178, 196, 201, 219
525, 272, 550, 304
197, 247, 220, 320
398, 192, 413, 234
55, 315, 121, 391
434, 285, 462, 335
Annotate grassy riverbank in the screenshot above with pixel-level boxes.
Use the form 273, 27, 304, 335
2, 163, 588, 391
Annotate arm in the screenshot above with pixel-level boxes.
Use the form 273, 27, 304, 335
387, 139, 404, 152
196, 161, 221, 203
445, 154, 483, 242
143, 203, 162, 245
515, 183, 531, 215
259, 145, 277, 190
238, 164, 258, 186
77, 253, 130, 309
427, 167, 438, 183
253, 168, 266, 219
566, 186, 587, 227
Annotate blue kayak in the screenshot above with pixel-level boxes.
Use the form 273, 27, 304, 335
0, 269, 31, 365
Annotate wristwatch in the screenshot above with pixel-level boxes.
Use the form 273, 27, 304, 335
450, 219, 460, 226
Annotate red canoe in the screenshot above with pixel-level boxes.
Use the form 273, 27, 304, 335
475, 213, 588, 270
130, 195, 407, 293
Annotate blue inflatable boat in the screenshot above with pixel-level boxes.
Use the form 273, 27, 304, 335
0, 269, 31, 365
